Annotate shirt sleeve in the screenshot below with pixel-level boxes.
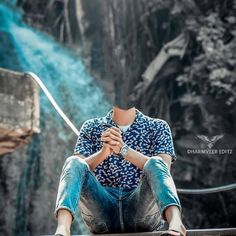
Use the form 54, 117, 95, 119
73, 120, 94, 158
153, 120, 177, 163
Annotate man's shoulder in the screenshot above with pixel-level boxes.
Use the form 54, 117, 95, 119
81, 116, 105, 129
140, 113, 168, 128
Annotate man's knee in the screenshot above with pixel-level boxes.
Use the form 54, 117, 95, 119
63, 155, 89, 173
143, 156, 169, 175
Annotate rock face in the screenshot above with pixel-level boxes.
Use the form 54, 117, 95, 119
0, 68, 40, 155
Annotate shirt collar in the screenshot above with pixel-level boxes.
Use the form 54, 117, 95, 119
103, 108, 144, 129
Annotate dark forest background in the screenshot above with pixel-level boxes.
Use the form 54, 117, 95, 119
0, 0, 236, 235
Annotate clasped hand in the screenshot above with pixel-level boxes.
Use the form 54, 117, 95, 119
101, 127, 124, 155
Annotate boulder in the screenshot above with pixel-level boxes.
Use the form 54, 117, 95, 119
0, 68, 40, 155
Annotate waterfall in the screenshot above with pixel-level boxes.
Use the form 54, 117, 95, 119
0, 2, 111, 235
0, 2, 110, 124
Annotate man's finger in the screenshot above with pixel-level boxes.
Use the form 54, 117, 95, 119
102, 132, 119, 141
108, 140, 120, 146
101, 133, 120, 141
111, 127, 122, 133
109, 128, 122, 137
101, 136, 112, 142
108, 133, 120, 141
102, 129, 121, 138
102, 136, 120, 143
103, 142, 112, 148
101, 131, 110, 137
111, 126, 122, 132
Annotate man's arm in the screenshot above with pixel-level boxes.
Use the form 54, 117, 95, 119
124, 148, 172, 170
74, 143, 112, 171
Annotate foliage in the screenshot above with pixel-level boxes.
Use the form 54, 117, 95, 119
178, 12, 236, 103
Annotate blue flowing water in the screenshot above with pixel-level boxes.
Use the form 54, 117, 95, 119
0, 2, 111, 236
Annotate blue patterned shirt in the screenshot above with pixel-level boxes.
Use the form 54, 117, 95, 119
73, 109, 176, 189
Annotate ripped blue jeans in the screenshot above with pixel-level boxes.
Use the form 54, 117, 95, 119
54, 156, 181, 234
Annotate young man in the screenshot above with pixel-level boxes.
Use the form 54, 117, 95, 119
54, 107, 186, 236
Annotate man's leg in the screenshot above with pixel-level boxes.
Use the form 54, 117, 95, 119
164, 205, 186, 236
143, 156, 186, 235
55, 209, 72, 236
79, 174, 119, 233
54, 156, 117, 235
55, 155, 89, 236
122, 172, 164, 232
123, 156, 186, 235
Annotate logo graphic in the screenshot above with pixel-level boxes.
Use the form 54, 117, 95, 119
196, 135, 224, 149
